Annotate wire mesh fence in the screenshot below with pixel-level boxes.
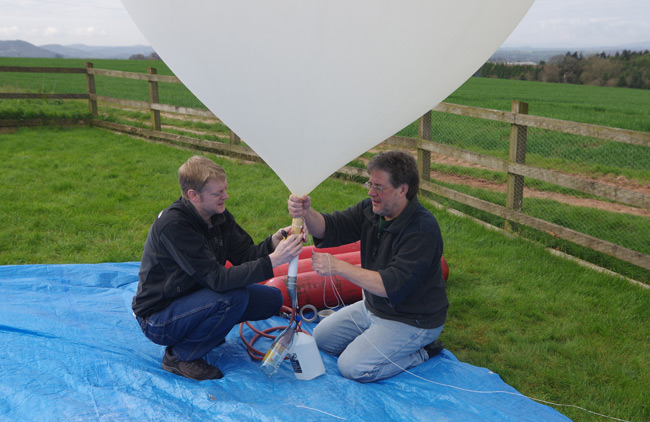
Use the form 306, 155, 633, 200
400, 105, 650, 280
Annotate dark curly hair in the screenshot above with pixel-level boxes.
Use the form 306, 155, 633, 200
367, 150, 419, 200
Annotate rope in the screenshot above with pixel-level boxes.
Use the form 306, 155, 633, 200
322, 252, 632, 422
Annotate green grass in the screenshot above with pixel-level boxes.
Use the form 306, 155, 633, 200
0, 127, 178, 263
444, 223, 649, 421
426, 174, 650, 256
445, 77, 650, 132
0, 57, 204, 109
1, 126, 649, 422
3, 58, 648, 131
2, 57, 647, 179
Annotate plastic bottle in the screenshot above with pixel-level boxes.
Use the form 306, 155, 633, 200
260, 316, 300, 377
289, 332, 325, 380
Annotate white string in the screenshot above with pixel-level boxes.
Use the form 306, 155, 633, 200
321, 255, 631, 422
323, 253, 345, 310
295, 404, 347, 420
310, 248, 345, 310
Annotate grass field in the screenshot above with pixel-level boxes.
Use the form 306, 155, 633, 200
0, 125, 648, 422
447, 77, 650, 132
1, 57, 649, 131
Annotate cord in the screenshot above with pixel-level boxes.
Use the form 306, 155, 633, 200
322, 252, 346, 310
323, 256, 632, 422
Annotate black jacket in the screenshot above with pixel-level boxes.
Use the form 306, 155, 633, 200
132, 197, 275, 318
314, 196, 447, 328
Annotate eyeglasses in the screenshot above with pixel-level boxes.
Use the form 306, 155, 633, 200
365, 181, 389, 194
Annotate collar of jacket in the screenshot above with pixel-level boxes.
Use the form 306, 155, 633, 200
179, 196, 228, 229
362, 195, 420, 235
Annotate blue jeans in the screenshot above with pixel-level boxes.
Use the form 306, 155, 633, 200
136, 284, 283, 361
313, 301, 444, 383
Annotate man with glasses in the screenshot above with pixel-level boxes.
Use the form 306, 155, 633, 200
133, 155, 304, 381
288, 150, 447, 382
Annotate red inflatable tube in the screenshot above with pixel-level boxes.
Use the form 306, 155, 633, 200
262, 269, 363, 310
276, 250, 448, 282
441, 256, 449, 282
264, 255, 447, 311
236, 253, 447, 281
272, 251, 361, 277
297, 241, 360, 260
225, 242, 361, 269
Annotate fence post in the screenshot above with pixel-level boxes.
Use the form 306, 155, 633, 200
505, 100, 529, 231
84, 62, 97, 118
229, 130, 241, 145
148, 67, 162, 131
417, 110, 432, 181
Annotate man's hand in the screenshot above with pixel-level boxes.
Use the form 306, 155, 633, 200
312, 252, 388, 298
271, 225, 294, 249
288, 194, 310, 218
311, 252, 336, 276
287, 194, 326, 239
269, 234, 303, 268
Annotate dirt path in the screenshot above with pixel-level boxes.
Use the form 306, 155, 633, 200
367, 146, 649, 218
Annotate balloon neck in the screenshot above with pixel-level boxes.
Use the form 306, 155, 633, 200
291, 217, 303, 236
288, 256, 299, 278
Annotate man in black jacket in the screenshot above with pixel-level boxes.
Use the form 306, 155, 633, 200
133, 155, 304, 381
288, 150, 447, 382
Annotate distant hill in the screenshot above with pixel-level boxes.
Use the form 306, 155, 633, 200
0, 40, 154, 59
490, 42, 650, 64
40, 43, 154, 59
0, 40, 57, 58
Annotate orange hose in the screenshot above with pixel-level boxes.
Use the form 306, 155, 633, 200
239, 305, 308, 361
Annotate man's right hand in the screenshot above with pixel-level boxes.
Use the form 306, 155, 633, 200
269, 234, 303, 268
287, 194, 326, 239
288, 194, 310, 218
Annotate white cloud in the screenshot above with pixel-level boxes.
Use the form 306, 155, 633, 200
0, 25, 19, 37
43, 26, 59, 36
72, 26, 97, 36
2, 0, 649, 48
502, 0, 650, 48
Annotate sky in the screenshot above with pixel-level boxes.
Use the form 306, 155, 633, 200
1, 0, 649, 49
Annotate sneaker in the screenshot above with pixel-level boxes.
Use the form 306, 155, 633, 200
162, 347, 223, 380
424, 339, 445, 360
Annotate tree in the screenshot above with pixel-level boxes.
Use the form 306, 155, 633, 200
558, 55, 582, 84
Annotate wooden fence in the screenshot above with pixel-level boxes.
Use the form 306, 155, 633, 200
1, 63, 649, 271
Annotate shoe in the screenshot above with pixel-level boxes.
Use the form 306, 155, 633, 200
162, 347, 223, 380
424, 339, 444, 359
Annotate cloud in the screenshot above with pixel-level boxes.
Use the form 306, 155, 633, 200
503, 2, 650, 48
72, 26, 97, 36
0, 25, 19, 37
43, 26, 59, 36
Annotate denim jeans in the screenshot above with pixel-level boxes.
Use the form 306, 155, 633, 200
313, 300, 444, 383
136, 284, 283, 361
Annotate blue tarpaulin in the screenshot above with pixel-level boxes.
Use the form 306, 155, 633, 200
0, 263, 571, 421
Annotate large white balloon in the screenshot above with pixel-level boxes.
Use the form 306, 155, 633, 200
121, 0, 534, 195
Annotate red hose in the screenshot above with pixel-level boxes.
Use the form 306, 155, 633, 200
239, 305, 307, 361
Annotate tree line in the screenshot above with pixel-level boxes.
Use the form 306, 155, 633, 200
479, 50, 650, 89
129, 52, 161, 61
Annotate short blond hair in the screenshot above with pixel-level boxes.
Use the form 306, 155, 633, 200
178, 156, 226, 199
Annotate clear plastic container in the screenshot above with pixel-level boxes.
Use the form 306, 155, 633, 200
289, 332, 325, 380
